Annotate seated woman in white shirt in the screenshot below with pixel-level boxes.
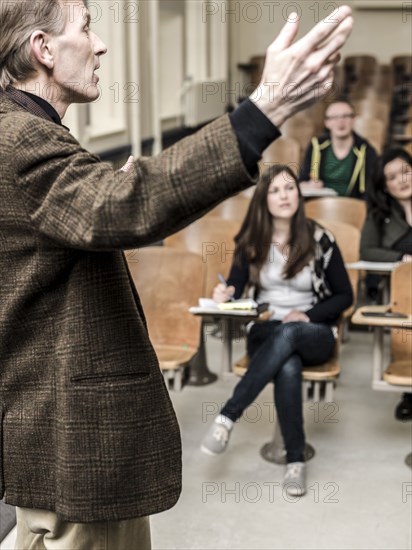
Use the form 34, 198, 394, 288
200, 165, 353, 496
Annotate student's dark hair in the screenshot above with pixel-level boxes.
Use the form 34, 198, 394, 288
367, 148, 412, 226
234, 164, 315, 288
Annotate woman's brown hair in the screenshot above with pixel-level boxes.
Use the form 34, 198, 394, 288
234, 165, 315, 288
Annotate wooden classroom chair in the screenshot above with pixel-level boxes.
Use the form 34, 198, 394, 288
314, 218, 360, 339
385, 262, 412, 386
164, 217, 241, 384
259, 136, 301, 173
126, 246, 206, 390
164, 216, 240, 297
304, 196, 367, 231
281, 114, 316, 162
204, 194, 251, 224
391, 55, 412, 86
352, 98, 390, 132
351, 263, 412, 467
344, 55, 377, 87
353, 116, 386, 154
391, 120, 412, 146
351, 263, 412, 391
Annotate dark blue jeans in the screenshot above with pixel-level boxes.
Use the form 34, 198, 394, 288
221, 320, 335, 463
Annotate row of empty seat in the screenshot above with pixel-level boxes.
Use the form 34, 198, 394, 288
238, 54, 412, 158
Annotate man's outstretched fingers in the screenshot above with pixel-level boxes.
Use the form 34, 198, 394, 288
296, 5, 353, 55
268, 12, 300, 53
305, 17, 353, 76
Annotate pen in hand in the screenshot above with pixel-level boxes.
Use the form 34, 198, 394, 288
217, 273, 235, 302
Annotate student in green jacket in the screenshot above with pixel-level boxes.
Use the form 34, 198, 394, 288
299, 99, 378, 198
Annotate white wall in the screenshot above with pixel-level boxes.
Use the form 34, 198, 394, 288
72, 0, 410, 153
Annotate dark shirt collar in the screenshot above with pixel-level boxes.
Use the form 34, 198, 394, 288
21, 91, 62, 126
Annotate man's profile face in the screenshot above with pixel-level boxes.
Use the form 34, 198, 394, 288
324, 102, 355, 140
48, 1, 107, 105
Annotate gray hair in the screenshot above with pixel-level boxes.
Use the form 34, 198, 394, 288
0, 0, 66, 90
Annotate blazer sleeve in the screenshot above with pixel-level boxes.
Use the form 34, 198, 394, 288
305, 243, 353, 323
360, 213, 404, 262
11, 114, 257, 251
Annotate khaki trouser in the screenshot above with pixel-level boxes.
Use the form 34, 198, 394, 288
15, 507, 151, 550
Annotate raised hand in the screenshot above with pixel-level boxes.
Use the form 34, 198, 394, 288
251, 5, 353, 127
120, 156, 134, 173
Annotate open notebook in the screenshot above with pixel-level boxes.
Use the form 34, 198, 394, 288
189, 299, 269, 316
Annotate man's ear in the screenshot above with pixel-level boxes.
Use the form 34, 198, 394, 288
29, 31, 54, 70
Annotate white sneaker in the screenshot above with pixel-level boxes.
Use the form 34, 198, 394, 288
283, 462, 307, 496
200, 421, 231, 455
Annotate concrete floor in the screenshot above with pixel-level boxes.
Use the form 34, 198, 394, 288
2, 329, 411, 550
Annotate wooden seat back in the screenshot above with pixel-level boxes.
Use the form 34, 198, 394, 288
304, 197, 367, 231
383, 262, 412, 387
352, 98, 390, 128
353, 116, 386, 153
164, 217, 240, 297
281, 114, 316, 162
314, 218, 360, 263
205, 194, 251, 223
390, 262, 412, 362
126, 246, 205, 354
392, 55, 412, 85
312, 218, 360, 322
260, 137, 301, 173
344, 55, 377, 87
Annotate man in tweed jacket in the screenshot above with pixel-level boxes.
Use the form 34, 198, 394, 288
0, 0, 353, 547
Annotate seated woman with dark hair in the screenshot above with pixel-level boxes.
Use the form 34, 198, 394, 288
200, 165, 353, 496
360, 148, 412, 420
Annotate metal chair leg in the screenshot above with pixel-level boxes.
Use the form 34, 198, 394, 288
260, 418, 316, 464
187, 321, 218, 386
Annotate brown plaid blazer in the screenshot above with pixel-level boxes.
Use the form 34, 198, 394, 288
0, 92, 256, 522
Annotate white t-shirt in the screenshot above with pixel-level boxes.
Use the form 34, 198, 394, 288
258, 245, 315, 321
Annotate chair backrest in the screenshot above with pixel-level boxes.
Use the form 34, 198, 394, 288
391, 55, 412, 85
305, 101, 328, 136
402, 120, 412, 137
164, 217, 240, 297
344, 55, 378, 86
314, 218, 360, 264
304, 197, 367, 231
205, 194, 251, 223
372, 64, 394, 99
249, 55, 265, 89
353, 116, 385, 154
352, 98, 390, 126
332, 64, 345, 95
390, 262, 412, 361
260, 136, 301, 172
314, 218, 360, 310
281, 114, 316, 162
126, 247, 205, 350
